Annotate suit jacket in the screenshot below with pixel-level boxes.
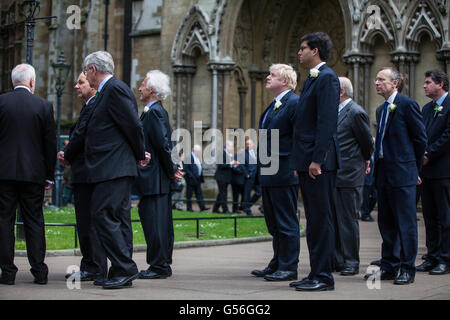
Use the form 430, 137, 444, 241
336, 100, 374, 188
84, 77, 145, 183
375, 92, 427, 187
64, 97, 97, 184
134, 101, 177, 196
0, 88, 56, 184
244, 149, 258, 179
258, 90, 299, 187
183, 154, 204, 186
231, 153, 246, 185
214, 149, 233, 184
291, 64, 341, 172
421, 94, 450, 179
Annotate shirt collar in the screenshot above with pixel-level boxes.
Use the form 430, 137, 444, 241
86, 93, 96, 105
97, 75, 113, 93
338, 98, 352, 113
312, 62, 326, 71
14, 85, 31, 93
146, 100, 159, 108
386, 91, 398, 105
436, 92, 448, 106
274, 89, 291, 102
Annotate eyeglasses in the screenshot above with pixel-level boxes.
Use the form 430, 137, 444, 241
374, 77, 387, 84
299, 45, 310, 51
83, 66, 93, 75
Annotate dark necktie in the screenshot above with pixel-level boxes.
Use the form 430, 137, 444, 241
374, 101, 389, 161
262, 100, 276, 129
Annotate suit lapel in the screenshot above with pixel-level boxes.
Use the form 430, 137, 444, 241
338, 101, 352, 126
385, 93, 400, 133
429, 94, 449, 129
266, 90, 292, 128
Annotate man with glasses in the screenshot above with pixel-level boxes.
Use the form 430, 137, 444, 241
364, 67, 426, 285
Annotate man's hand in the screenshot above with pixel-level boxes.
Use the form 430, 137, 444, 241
423, 152, 429, 166
294, 170, 298, 177
309, 162, 322, 179
232, 160, 240, 168
365, 160, 371, 174
172, 167, 184, 181
57, 151, 70, 167
138, 152, 151, 166
417, 176, 422, 185
45, 181, 53, 190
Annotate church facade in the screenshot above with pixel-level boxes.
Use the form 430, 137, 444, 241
1, 0, 449, 188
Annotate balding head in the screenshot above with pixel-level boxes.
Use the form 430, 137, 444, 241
338, 77, 353, 102
11, 64, 36, 93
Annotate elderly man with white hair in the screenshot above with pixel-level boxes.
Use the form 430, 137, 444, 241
133, 70, 183, 279
332, 77, 373, 276
73, 51, 149, 289
0, 64, 56, 285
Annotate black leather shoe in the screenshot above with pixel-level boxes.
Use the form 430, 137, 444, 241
102, 273, 139, 289
200, 207, 210, 212
370, 259, 381, 266
334, 264, 346, 272
139, 269, 171, 279
340, 266, 359, 276
416, 260, 437, 272
364, 269, 397, 281
289, 277, 312, 287
393, 272, 415, 285
264, 270, 297, 281
429, 263, 450, 275
0, 274, 15, 285
65, 270, 99, 281
361, 215, 374, 222
251, 267, 275, 278
295, 280, 334, 292
33, 277, 48, 285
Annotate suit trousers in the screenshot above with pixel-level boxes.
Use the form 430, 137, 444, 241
138, 193, 174, 274
213, 182, 230, 213
334, 187, 361, 268
262, 185, 300, 272
421, 178, 450, 266
299, 172, 336, 285
72, 183, 107, 277
377, 181, 418, 274
0, 181, 48, 278
90, 177, 138, 278
186, 184, 206, 211
242, 178, 261, 213
231, 183, 244, 212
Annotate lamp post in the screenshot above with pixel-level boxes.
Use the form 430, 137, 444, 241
52, 51, 71, 207
19, 0, 40, 65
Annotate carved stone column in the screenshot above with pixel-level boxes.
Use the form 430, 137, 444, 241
390, 51, 420, 96
172, 64, 196, 132
238, 86, 248, 129
344, 53, 374, 110
437, 48, 450, 74
249, 65, 267, 129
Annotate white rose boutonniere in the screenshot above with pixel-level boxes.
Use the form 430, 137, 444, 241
434, 105, 443, 113
310, 69, 320, 79
274, 101, 282, 110
388, 103, 397, 113
143, 106, 150, 113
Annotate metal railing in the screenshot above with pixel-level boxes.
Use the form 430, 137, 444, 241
15, 214, 265, 249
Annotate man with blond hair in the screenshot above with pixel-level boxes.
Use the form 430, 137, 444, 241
0, 64, 56, 285
251, 63, 300, 282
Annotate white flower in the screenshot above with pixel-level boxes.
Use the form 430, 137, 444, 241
310, 69, 320, 79
143, 106, 149, 113
388, 103, 397, 113
274, 101, 282, 110
434, 105, 443, 113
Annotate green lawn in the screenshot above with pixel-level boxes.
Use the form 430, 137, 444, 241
14, 206, 271, 250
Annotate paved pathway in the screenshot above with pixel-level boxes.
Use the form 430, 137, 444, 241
1, 212, 449, 300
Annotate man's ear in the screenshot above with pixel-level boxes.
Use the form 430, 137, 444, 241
29, 77, 35, 93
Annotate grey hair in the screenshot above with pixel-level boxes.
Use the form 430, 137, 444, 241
338, 77, 353, 98
83, 51, 114, 75
146, 70, 171, 100
11, 64, 36, 85
193, 144, 202, 151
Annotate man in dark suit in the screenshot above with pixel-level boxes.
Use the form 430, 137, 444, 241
364, 67, 427, 285
333, 77, 374, 276
416, 69, 450, 275
251, 64, 299, 282
231, 148, 246, 213
290, 32, 340, 291
242, 139, 261, 216
81, 51, 148, 289
134, 70, 183, 279
212, 141, 235, 213
59, 72, 107, 283
0, 64, 56, 285
184, 145, 208, 212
